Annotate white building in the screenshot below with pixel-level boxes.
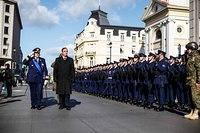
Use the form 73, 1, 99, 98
189, 0, 200, 43
142, 0, 189, 57
0, 0, 23, 69
74, 9, 145, 69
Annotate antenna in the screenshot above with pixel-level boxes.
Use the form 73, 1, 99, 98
98, 0, 101, 10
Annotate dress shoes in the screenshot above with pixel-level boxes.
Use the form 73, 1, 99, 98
31, 106, 36, 109
66, 106, 71, 110
37, 106, 42, 110
59, 105, 65, 110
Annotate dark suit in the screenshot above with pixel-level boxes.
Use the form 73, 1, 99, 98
53, 56, 75, 108
23, 57, 48, 108
3, 68, 14, 97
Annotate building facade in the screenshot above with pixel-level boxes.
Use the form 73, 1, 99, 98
74, 9, 145, 69
189, 0, 200, 43
0, 0, 23, 70
142, 0, 189, 57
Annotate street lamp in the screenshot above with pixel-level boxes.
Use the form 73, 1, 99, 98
108, 42, 112, 63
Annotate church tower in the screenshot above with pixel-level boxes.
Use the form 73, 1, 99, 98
142, 0, 189, 57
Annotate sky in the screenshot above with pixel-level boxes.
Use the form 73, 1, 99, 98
15, 0, 149, 68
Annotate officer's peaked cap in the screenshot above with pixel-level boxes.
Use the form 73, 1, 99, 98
139, 53, 146, 57
157, 50, 166, 56
169, 56, 176, 60
148, 52, 156, 57
32, 47, 41, 52
133, 54, 139, 59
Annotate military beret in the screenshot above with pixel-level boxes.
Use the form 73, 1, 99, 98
139, 53, 146, 57
157, 50, 166, 56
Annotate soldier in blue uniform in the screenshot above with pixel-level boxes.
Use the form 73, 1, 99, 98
176, 55, 187, 110
147, 52, 156, 109
23, 48, 48, 110
167, 56, 178, 108
32, 48, 48, 100
132, 54, 140, 105
137, 53, 148, 107
154, 50, 169, 111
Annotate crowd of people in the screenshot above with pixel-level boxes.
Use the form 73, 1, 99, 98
74, 42, 200, 120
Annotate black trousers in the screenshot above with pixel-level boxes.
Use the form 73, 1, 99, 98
5, 82, 12, 97
59, 94, 70, 107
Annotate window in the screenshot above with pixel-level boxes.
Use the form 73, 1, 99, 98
132, 46, 135, 54
156, 29, 162, 40
107, 32, 111, 41
5, 15, 9, 23
12, 62, 16, 69
120, 48, 124, 54
154, 5, 158, 12
132, 49, 135, 54
132, 34, 136, 42
142, 34, 146, 43
121, 33, 125, 42
106, 58, 110, 64
5, 5, 10, 13
90, 57, 94, 67
3, 49, 8, 56
4, 27, 9, 34
3, 38, 8, 45
90, 32, 95, 38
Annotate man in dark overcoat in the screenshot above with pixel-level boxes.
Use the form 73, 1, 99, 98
53, 47, 75, 110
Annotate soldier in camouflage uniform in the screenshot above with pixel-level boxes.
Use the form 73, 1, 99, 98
184, 42, 200, 120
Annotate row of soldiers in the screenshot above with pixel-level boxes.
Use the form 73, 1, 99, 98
74, 50, 190, 111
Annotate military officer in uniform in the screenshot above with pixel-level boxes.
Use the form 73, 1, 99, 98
23, 48, 48, 110
147, 52, 156, 109
32, 48, 48, 100
184, 42, 200, 120
154, 50, 169, 111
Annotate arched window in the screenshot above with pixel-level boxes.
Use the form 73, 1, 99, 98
156, 29, 162, 40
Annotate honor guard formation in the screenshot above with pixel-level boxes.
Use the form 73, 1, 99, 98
74, 42, 200, 120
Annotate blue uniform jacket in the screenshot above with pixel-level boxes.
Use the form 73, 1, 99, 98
23, 57, 48, 83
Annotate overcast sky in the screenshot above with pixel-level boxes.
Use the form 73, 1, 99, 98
16, 0, 149, 68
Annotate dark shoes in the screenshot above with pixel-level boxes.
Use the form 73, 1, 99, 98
31, 105, 42, 110
59, 105, 65, 110
66, 106, 71, 110
59, 105, 71, 110
37, 106, 42, 110
156, 106, 164, 111
31, 106, 36, 109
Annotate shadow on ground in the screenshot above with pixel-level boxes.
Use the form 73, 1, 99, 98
70, 99, 81, 108
42, 97, 58, 108
0, 99, 22, 105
